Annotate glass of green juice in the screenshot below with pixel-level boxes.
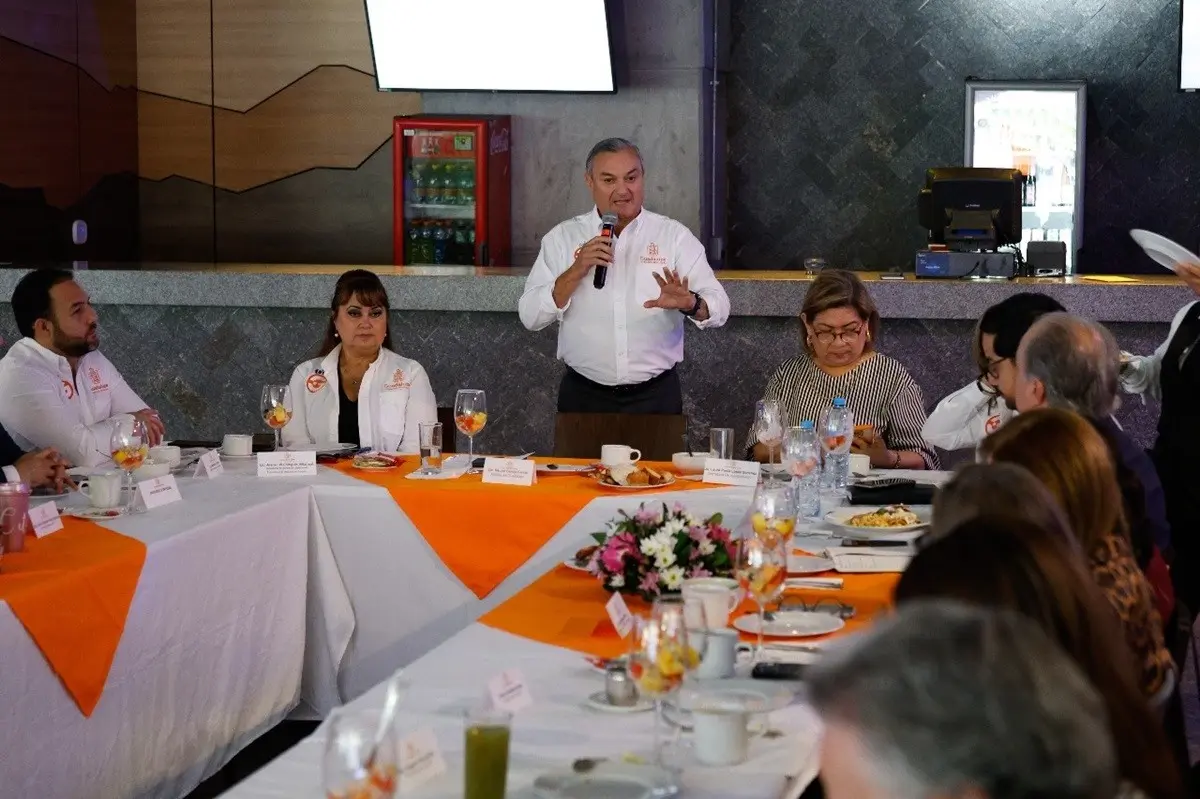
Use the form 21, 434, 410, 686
464, 706, 511, 799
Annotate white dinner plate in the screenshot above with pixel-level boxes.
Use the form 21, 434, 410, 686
66, 506, 127, 520
788, 554, 834, 574
824, 505, 930, 538
733, 610, 845, 638
1130, 229, 1200, 273
675, 677, 795, 714
594, 474, 677, 491
533, 762, 679, 799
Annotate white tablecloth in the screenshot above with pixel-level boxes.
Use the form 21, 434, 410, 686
218, 625, 823, 799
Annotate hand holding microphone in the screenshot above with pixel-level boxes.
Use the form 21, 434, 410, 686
592, 212, 619, 289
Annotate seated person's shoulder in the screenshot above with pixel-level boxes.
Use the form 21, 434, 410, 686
867, 352, 918, 382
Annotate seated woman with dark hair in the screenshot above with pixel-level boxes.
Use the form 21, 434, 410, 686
928, 461, 1073, 544
896, 515, 1183, 799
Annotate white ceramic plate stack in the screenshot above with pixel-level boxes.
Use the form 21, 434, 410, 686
1129, 229, 1200, 273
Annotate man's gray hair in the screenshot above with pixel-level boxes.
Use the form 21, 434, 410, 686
1019, 312, 1121, 418
807, 601, 1117, 799
585, 137, 644, 174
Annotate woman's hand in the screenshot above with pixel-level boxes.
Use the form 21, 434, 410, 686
851, 429, 892, 468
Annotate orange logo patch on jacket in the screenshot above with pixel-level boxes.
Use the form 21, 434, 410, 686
306, 373, 328, 393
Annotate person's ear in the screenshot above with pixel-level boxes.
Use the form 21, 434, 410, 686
32, 317, 53, 339
1032, 378, 1047, 405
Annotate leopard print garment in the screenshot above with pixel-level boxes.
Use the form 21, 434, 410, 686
1090, 533, 1173, 696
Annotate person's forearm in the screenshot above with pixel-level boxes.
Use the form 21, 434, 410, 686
885, 449, 927, 470
552, 266, 586, 309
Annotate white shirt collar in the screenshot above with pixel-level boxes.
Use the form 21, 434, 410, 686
19, 337, 73, 373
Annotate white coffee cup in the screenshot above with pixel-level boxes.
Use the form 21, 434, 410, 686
693, 628, 739, 680
683, 577, 741, 628
600, 445, 641, 467
222, 434, 253, 456
148, 445, 181, 467
135, 459, 172, 480
80, 472, 124, 508
692, 710, 751, 766
849, 453, 871, 476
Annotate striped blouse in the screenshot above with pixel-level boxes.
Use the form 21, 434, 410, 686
747, 352, 941, 469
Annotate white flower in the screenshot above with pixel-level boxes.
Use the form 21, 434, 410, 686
640, 536, 662, 557
609, 574, 625, 589
660, 517, 686, 538
661, 566, 686, 591
699, 539, 716, 556
654, 550, 677, 570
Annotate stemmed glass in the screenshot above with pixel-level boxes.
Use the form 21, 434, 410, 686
261, 384, 293, 451
735, 535, 788, 662
753, 399, 786, 482
322, 707, 400, 799
454, 389, 487, 465
629, 596, 695, 766
746, 480, 797, 547
110, 418, 148, 512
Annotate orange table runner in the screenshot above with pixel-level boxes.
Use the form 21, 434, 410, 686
480, 556, 898, 659
330, 457, 717, 599
0, 516, 147, 716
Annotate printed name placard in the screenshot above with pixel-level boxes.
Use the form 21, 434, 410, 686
605, 591, 635, 638
702, 458, 762, 487
397, 727, 448, 794
28, 501, 63, 536
194, 449, 224, 479
487, 668, 533, 712
481, 457, 536, 487
136, 475, 183, 510
256, 451, 317, 477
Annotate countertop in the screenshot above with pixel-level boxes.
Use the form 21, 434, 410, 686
0, 264, 1190, 322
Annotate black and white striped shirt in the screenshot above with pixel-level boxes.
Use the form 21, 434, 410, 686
747, 352, 940, 469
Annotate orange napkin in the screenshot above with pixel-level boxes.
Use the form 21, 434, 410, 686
0, 516, 147, 715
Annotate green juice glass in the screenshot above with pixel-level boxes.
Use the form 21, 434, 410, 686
464, 707, 511, 799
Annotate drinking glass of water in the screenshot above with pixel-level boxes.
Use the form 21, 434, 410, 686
419, 422, 443, 475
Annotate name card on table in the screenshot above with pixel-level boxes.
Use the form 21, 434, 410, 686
193, 449, 224, 479
702, 458, 762, 487
136, 475, 183, 510
487, 668, 533, 712
397, 727, 448, 794
256, 451, 317, 477
606, 591, 635, 638
481, 457, 536, 487
28, 501, 63, 536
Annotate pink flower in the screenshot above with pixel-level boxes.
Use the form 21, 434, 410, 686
585, 549, 603, 576
634, 506, 662, 525
724, 541, 738, 560
709, 525, 731, 543
673, 502, 687, 514
687, 525, 708, 545
639, 571, 661, 595
601, 544, 630, 573
688, 566, 711, 578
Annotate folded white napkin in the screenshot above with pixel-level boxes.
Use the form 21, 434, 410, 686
405, 468, 468, 481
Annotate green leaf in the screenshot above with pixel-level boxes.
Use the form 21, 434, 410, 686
591, 532, 607, 544
707, 513, 723, 526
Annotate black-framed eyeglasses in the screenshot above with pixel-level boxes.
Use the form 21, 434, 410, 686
813, 326, 864, 344
983, 356, 1009, 381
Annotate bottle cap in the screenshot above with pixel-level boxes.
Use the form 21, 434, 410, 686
800, 419, 814, 429
832, 397, 847, 408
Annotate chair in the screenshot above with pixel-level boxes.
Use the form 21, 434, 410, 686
437, 407, 458, 454
553, 413, 686, 462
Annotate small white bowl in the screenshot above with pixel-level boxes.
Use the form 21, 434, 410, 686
149, 445, 181, 467
672, 452, 710, 474
135, 459, 172, 480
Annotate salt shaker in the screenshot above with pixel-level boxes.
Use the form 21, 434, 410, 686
605, 662, 638, 707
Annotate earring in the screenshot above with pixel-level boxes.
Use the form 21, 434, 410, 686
806, 335, 813, 347
334, 331, 340, 339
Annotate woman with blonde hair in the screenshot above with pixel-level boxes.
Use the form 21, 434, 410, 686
749, 270, 937, 469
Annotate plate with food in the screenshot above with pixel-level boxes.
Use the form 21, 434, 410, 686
565, 544, 598, 572
824, 504, 930, 540
593, 464, 676, 490
67, 506, 127, 520
351, 452, 401, 471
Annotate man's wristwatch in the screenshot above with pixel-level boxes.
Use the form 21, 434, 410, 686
681, 291, 703, 317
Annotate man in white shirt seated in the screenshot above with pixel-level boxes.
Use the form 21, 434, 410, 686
518, 137, 730, 414
0, 268, 165, 467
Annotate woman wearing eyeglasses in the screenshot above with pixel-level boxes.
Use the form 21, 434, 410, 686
748, 270, 938, 469
1121, 262, 1200, 609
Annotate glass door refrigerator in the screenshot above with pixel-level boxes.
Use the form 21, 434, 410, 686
391, 114, 512, 266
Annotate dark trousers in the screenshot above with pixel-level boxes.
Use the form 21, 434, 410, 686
557, 367, 683, 415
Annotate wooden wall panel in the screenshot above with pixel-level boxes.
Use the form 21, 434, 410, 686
136, 0, 211, 104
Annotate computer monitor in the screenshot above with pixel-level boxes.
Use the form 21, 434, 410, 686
918, 167, 1024, 251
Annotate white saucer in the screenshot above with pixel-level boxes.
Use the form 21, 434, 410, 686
733, 611, 845, 638
67, 506, 127, 520
584, 690, 654, 714
788, 554, 834, 574
1130, 229, 1200, 273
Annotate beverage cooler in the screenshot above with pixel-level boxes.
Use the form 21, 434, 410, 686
392, 114, 512, 266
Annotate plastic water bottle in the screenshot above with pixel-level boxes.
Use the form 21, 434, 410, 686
432, 223, 450, 264
789, 420, 822, 518
820, 397, 854, 490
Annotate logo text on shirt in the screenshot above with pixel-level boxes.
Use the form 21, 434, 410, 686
87, 366, 109, 393
640, 242, 667, 266
383, 368, 412, 391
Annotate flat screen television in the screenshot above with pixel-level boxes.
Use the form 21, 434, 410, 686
1183, 0, 1200, 91
364, 0, 618, 93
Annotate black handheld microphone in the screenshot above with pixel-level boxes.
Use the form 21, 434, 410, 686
593, 212, 619, 289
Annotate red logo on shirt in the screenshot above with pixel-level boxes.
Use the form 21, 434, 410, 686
383, 368, 411, 391
306, 373, 327, 393
985, 415, 1002, 434
640, 242, 667, 266
62, 380, 75, 399
87, 366, 109, 393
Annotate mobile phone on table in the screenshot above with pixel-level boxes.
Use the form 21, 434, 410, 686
750, 661, 808, 681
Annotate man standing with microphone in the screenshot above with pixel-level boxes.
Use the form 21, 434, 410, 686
518, 138, 730, 414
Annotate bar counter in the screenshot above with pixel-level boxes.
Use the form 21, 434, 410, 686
0, 265, 1184, 458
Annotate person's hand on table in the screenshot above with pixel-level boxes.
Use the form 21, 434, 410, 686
1179, 262, 1200, 296
851, 429, 892, 468
133, 409, 166, 446
15, 448, 74, 491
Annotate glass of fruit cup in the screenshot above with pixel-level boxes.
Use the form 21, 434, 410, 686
322, 707, 399, 799
736, 535, 788, 662
629, 596, 699, 766
261, 384, 293, 451
110, 417, 148, 512
748, 480, 797, 547
453, 389, 487, 466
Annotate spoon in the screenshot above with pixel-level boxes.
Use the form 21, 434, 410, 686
363, 669, 406, 769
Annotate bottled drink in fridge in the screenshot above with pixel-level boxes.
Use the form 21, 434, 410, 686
819, 397, 853, 490
427, 160, 444, 204
440, 162, 458, 204
418, 222, 435, 263
406, 224, 421, 263
457, 162, 476, 205
432, 223, 450, 264
785, 420, 822, 518
452, 223, 471, 265
411, 162, 428, 203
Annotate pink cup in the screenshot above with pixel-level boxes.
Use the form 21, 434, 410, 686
0, 482, 31, 554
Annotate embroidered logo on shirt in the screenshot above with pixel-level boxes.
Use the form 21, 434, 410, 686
87, 366, 109, 393
306, 371, 328, 393
383, 368, 411, 391
62, 379, 75, 399
985, 415, 1002, 434
640, 242, 667, 266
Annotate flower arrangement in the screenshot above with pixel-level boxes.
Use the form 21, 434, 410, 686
586, 502, 736, 601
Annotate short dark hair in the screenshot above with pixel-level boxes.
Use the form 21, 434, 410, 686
12, 268, 75, 338
979, 292, 1065, 359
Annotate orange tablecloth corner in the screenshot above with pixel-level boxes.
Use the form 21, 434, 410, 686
0, 517, 147, 716
331, 457, 715, 599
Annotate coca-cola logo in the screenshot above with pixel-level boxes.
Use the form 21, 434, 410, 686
489, 128, 510, 155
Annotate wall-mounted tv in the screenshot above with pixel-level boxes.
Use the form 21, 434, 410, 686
364, 0, 618, 93
1183, 0, 1200, 91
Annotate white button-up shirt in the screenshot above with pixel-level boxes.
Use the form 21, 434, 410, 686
0, 338, 149, 467
518, 208, 730, 386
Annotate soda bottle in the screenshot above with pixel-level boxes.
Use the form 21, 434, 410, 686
428, 161, 444, 204
433, 223, 451, 264
452, 223, 469, 265
819, 397, 854, 490
411, 161, 427, 204
418, 222, 435, 263
457, 162, 476, 205
406, 223, 421, 263
442, 162, 460, 205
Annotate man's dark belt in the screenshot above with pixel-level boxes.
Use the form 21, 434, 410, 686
565, 366, 676, 395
